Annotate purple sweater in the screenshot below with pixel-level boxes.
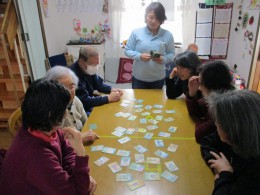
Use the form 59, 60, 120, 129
0, 128, 90, 195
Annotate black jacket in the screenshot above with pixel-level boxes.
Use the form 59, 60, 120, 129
200, 132, 260, 195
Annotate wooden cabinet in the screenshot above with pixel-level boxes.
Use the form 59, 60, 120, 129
0, 0, 29, 128
67, 42, 105, 79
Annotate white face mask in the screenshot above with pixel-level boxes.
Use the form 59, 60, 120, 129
84, 65, 98, 75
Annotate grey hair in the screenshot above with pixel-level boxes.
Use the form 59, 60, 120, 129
45, 66, 79, 87
207, 89, 260, 158
78, 46, 98, 61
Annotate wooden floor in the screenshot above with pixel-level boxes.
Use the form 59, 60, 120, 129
0, 128, 13, 149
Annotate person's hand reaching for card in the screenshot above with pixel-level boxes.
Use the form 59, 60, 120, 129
81, 129, 100, 144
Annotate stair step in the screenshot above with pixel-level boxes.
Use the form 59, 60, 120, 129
0, 91, 24, 100
0, 112, 12, 121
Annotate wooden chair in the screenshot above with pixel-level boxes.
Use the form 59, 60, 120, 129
7, 107, 22, 137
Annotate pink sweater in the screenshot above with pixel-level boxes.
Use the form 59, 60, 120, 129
0, 128, 90, 195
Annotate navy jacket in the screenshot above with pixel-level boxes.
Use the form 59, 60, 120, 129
71, 61, 112, 114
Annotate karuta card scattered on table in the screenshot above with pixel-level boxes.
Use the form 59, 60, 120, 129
145, 105, 152, 110
116, 173, 133, 181
144, 132, 154, 140
135, 154, 145, 163
154, 139, 164, 147
155, 115, 163, 121
129, 163, 145, 172
153, 104, 163, 108
122, 100, 131, 104
137, 128, 147, 133
140, 118, 147, 124
94, 156, 109, 166
127, 179, 145, 191
148, 119, 159, 125
146, 157, 160, 164
167, 144, 178, 153
144, 172, 160, 181
102, 147, 117, 154
120, 103, 130, 107
111, 130, 124, 137
153, 110, 162, 114
141, 112, 151, 116
116, 150, 131, 156
115, 112, 124, 117
146, 125, 158, 130
134, 104, 143, 108
115, 126, 127, 133
125, 128, 135, 134
165, 110, 176, 114
128, 115, 137, 121
121, 112, 132, 118
135, 108, 144, 112
89, 123, 97, 130
136, 99, 144, 103
134, 145, 148, 153
165, 161, 179, 172
116, 149, 131, 157
161, 170, 178, 183
108, 162, 122, 173
120, 156, 131, 167
91, 145, 104, 152
154, 150, 168, 159
168, 126, 177, 133
164, 117, 174, 122
118, 136, 131, 144
158, 132, 171, 137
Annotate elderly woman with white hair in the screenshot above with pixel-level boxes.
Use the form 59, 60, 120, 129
45, 65, 99, 143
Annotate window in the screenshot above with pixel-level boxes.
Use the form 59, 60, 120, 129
120, 0, 183, 44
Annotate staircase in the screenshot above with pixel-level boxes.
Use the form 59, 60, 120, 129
0, 0, 29, 128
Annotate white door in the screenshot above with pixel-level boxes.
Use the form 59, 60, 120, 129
15, 0, 46, 80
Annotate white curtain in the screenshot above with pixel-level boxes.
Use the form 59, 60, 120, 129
105, 0, 124, 82
105, 0, 151, 82
180, 0, 198, 50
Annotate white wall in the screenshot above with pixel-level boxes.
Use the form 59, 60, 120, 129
40, 0, 107, 56
226, 0, 259, 85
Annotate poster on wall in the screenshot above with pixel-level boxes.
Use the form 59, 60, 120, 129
55, 0, 105, 14
195, 3, 233, 59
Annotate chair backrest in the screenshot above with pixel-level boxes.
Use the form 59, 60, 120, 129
45, 54, 74, 70
8, 107, 22, 137
49, 53, 67, 67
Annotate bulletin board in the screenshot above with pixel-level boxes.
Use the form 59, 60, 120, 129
195, 3, 233, 59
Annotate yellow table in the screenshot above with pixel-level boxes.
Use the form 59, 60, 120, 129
83, 89, 214, 195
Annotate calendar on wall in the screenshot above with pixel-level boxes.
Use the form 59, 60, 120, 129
195, 3, 233, 59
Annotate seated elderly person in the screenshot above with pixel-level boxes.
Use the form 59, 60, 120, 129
45, 66, 99, 143
0, 79, 97, 194
70, 46, 123, 115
